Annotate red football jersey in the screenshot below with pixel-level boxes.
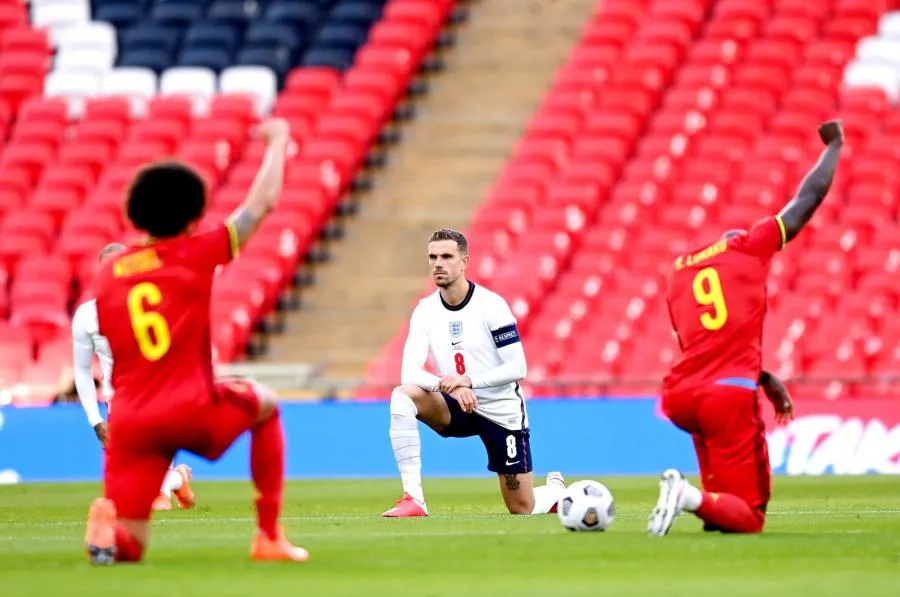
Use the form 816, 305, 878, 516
663, 216, 786, 395
94, 223, 239, 418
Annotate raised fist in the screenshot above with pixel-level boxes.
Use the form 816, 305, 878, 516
258, 118, 291, 144
818, 120, 844, 146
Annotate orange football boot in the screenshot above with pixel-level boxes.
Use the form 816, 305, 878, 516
250, 528, 310, 562
85, 498, 117, 565
172, 464, 195, 509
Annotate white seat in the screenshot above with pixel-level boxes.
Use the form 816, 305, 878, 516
219, 66, 277, 117
843, 60, 899, 101
31, 0, 91, 44
879, 11, 900, 39
101, 68, 158, 117
856, 36, 900, 68
44, 70, 101, 118
56, 22, 117, 60
54, 48, 115, 75
159, 67, 217, 116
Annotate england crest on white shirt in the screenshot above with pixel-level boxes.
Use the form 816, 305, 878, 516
449, 321, 463, 339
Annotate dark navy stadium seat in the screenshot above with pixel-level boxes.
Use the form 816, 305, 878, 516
236, 47, 293, 79
302, 47, 355, 71
330, 2, 384, 28
243, 23, 305, 55
263, 2, 323, 33
314, 24, 370, 52
99, 0, 395, 85
207, 0, 261, 26
121, 24, 181, 55
178, 47, 233, 72
94, 3, 145, 29
151, 2, 205, 27
182, 23, 241, 54
118, 48, 173, 73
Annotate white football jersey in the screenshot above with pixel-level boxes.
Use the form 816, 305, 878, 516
401, 282, 528, 431
71, 299, 114, 399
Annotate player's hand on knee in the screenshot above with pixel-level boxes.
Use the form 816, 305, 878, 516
93, 421, 109, 449
760, 374, 794, 425
449, 387, 477, 413
438, 375, 471, 393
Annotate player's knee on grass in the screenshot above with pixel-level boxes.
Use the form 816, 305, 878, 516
499, 474, 535, 515
119, 518, 150, 548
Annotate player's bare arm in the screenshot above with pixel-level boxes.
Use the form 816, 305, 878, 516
228, 118, 291, 247
759, 370, 794, 425
778, 120, 844, 243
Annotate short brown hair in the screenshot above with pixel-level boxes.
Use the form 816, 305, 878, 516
428, 229, 468, 254
127, 160, 207, 238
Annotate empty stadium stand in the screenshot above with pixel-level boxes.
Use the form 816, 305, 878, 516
264, 0, 600, 380
0, 0, 461, 403
366, 0, 900, 399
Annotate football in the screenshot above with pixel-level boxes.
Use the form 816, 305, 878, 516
557, 480, 615, 532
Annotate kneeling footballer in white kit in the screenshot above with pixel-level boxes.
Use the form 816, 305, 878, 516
72, 243, 195, 512
383, 229, 566, 517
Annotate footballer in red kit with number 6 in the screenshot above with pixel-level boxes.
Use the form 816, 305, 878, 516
83, 118, 310, 565
647, 120, 844, 537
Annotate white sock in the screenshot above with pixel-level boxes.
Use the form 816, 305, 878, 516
531, 476, 566, 514
680, 482, 703, 511
389, 389, 425, 504
161, 468, 183, 496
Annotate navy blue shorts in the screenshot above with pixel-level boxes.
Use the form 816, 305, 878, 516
438, 393, 532, 475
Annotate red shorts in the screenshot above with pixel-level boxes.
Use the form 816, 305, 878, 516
661, 384, 770, 510
104, 377, 269, 520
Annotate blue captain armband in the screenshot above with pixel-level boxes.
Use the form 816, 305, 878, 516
492, 323, 520, 348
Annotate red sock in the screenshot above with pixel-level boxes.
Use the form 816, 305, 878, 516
251, 408, 284, 540
695, 491, 765, 534
114, 524, 144, 562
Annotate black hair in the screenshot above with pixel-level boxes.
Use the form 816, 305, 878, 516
126, 161, 207, 238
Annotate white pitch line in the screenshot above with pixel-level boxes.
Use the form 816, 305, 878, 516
0, 528, 880, 544
1, 508, 898, 531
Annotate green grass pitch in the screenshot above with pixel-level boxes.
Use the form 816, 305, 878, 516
1, 476, 899, 596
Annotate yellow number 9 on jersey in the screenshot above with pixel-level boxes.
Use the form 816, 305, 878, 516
692, 267, 728, 331
127, 282, 172, 361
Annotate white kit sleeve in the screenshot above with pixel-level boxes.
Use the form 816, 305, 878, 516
469, 297, 527, 389
72, 311, 103, 428
400, 305, 440, 392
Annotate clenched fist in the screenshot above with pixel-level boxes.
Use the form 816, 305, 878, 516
818, 120, 844, 147
258, 118, 291, 144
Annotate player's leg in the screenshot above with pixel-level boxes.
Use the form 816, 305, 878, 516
649, 389, 702, 536
481, 424, 565, 515
199, 377, 308, 562
384, 384, 460, 517
692, 390, 769, 534
158, 462, 195, 509
151, 460, 192, 511
86, 447, 172, 564
650, 386, 767, 536
692, 435, 722, 533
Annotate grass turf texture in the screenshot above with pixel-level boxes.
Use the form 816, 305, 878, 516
1, 476, 899, 596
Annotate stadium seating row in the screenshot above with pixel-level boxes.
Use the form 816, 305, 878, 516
365, 0, 900, 399
0, 0, 459, 401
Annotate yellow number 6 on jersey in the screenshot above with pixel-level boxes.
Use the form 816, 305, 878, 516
128, 282, 171, 361
692, 267, 728, 331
